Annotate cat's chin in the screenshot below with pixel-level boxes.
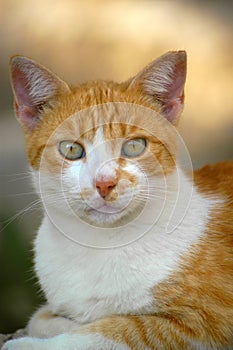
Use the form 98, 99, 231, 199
82, 213, 123, 228
80, 207, 127, 228
79, 202, 145, 228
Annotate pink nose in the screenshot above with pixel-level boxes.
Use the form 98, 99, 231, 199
96, 178, 117, 198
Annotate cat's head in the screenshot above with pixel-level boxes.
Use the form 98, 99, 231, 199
9, 51, 186, 228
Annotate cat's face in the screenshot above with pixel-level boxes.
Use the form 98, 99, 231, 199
9, 51, 186, 228
37, 103, 177, 227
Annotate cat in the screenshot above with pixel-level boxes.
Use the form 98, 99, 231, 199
2, 51, 233, 349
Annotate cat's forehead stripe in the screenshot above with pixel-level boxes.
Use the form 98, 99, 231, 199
93, 125, 105, 145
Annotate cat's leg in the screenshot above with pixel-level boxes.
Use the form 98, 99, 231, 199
2, 312, 229, 350
27, 304, 81, 338
2, 309, 130, 350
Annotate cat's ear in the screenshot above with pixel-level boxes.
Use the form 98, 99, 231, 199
9, 56, 71, 129
129, 51, 187, 124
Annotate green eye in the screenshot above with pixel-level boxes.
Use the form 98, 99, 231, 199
59, 141, 85, 160
121, 138, 147, 158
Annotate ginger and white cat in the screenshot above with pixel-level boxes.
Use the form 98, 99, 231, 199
3, 51, 233, 349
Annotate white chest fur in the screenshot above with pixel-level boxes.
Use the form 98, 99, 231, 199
34, 172, 213, 324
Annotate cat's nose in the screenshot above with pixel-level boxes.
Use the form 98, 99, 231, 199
95, 178, 117, 199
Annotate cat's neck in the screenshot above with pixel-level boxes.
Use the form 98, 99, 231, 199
35, 167, 214, 321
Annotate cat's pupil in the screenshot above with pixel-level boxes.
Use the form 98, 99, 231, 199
59, 141, 85, 160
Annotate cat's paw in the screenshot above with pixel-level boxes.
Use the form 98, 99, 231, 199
1, 335, 91, 350
1, 337, 45, 350
2, 334, 130, 350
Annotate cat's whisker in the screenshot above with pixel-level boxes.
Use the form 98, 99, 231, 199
7, 172, 33, 182
134, 196, 166, 203
7, 192, 38, 197
138, 189, 174, 196
137, 189, 169, 195
1, 191, 72, 233
0, 199, 43, 232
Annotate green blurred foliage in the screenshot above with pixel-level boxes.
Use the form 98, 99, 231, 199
0, 215, 44, 333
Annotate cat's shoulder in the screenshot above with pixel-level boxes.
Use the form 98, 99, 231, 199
193, 160, 233, 198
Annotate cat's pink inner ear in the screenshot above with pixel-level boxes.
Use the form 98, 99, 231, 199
12, 67, 39, 129
160, 56, 186, 123
10, 56, 70, 130
14, 102, 39, 129
131, 51, 187, 124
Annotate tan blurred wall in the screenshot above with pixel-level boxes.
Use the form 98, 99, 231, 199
1, 0, 232, 168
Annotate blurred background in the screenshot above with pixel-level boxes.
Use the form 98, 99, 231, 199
0, 0, 232, 333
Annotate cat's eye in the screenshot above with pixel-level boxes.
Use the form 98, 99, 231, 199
59, 141, 85, 160
121, 138, 147, 158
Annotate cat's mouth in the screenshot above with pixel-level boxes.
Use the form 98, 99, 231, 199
77, 198, 133, 227
86, 202, 125, 215
78, 192, 148, 228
